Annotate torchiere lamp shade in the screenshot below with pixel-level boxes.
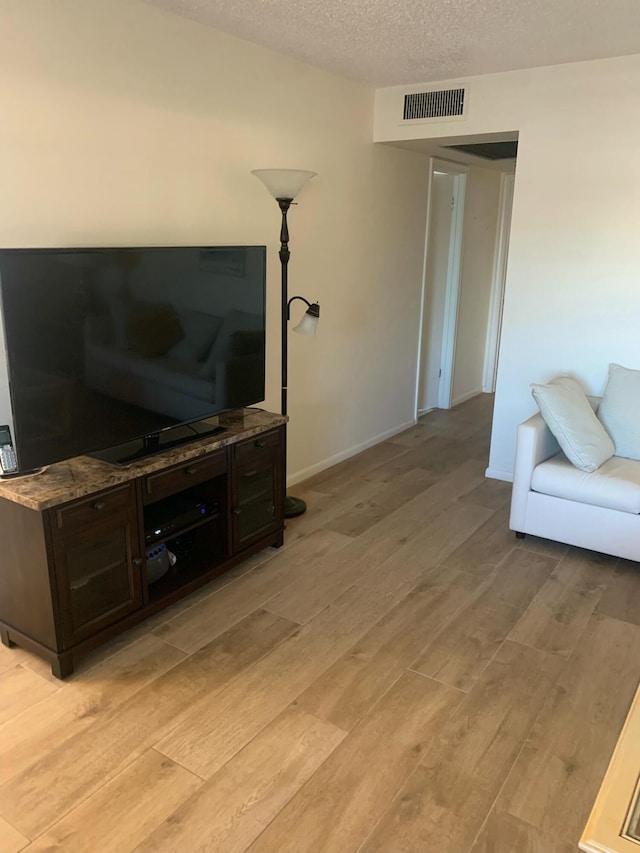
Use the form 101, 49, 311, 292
251, 169, 317, 200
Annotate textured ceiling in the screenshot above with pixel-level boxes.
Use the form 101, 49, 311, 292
144, 0, 640, 86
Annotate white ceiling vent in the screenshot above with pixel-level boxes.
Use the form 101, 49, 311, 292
403, 88, 466, 121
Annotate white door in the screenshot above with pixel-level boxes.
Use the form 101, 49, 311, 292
417, 161, 467, 413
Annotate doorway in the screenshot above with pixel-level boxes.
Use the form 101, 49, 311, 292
416, 159, 467, 413
483, 171, 515, 393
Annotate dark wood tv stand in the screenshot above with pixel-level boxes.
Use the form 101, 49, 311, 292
0, 409, 286, 678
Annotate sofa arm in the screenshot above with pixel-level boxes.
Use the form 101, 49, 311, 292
510, 413, 560, 532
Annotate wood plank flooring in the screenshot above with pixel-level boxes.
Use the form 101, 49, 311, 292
1, 393, 639, 853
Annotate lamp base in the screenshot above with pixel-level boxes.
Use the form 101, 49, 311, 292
284, 494, 307, 518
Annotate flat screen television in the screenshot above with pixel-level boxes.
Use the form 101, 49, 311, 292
0, 246, 266, 473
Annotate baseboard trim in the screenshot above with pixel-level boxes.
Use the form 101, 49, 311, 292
288, 417, 418, 487
451, 388, 483, 407
485, 466, 513, 483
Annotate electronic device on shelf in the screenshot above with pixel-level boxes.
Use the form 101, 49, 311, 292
144, 495, 219, 544
145, 543, 175, 584
0, 245, 266, 474
0, 425, 18, 475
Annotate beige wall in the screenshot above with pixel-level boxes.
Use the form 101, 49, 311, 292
452, 165, 502, 405
0, 0, 429, 483
375, 54, 640, 478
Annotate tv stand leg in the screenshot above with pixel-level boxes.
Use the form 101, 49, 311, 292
52, 653, 74, 680
272, 531, 284, 548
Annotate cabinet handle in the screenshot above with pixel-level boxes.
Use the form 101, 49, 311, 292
255, 440, 266, 448
93, 500, 106, 511
186, 466, 198, 476
232, 508, 242, 515
132, 557, 143, 566
242, 470, 258, 479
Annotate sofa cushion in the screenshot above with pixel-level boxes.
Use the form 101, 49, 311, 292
531, 376, 614, 472
597, 363, 640, 461
87, 341, 216, 403
531, 452, 640, 514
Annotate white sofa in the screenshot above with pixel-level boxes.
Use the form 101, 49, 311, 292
510, 397, 640, 562
83, 313, 264, 419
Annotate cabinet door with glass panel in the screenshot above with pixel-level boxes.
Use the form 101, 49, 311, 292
48, 483, 143, 647
231, 428, 284, 551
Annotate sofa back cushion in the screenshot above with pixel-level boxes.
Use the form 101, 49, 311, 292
168, 311, 223, 363
531, 376, 614, 473
597, 363, 640, 461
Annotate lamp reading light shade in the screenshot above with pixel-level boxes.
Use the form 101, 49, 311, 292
293, 302, 320, 337
251, 169, 317, 200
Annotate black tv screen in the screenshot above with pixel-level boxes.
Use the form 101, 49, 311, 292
0, 246, 266, 472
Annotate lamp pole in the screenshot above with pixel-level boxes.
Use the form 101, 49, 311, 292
277, 197, 309, 517
278, 198, 292, 419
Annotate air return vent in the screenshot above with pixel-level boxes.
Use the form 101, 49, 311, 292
403, 88, 465, 120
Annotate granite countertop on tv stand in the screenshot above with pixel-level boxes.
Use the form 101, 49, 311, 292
0, 409, 287, 512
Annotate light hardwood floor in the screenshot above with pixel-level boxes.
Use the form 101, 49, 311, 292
1, 393, 639, 853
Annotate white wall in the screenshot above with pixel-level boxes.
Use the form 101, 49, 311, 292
0, 0, 429, 483
375, 54, 640, 478
452, 165, 501, 406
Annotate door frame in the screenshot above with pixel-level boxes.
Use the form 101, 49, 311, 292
415, 157, 468, 415
483, 171, 515, 392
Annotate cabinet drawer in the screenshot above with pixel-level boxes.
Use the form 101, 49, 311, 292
234, 429, 281, 466
143, 450, 226, 504
54, 484, 134, 533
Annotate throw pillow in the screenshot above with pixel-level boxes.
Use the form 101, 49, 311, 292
531, 376, 615, 472
597, 363, 640, 461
